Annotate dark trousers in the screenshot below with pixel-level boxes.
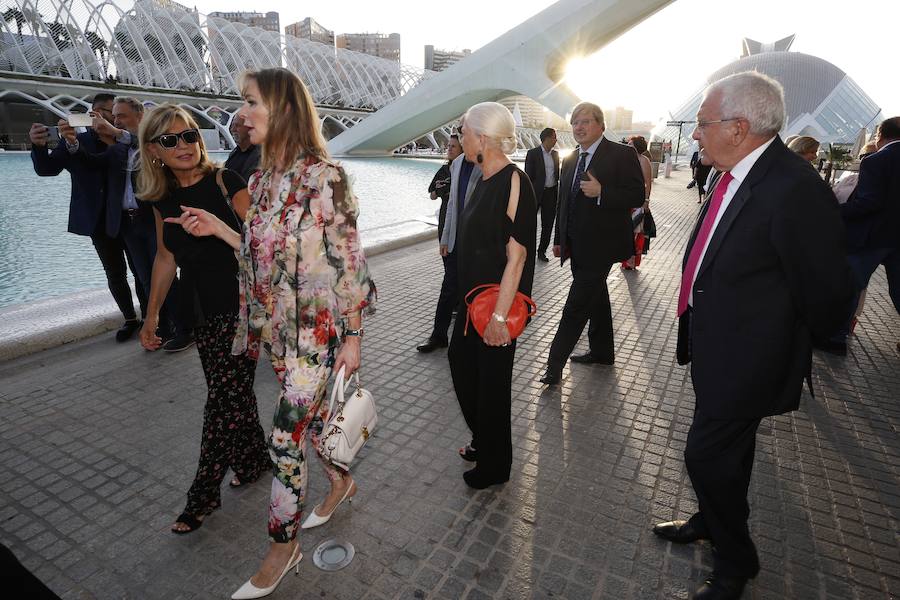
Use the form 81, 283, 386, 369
430, 250, 458, 342
836, 246, 900, 339
448, 314, 515, 479
684, 410, 762, 578
537, 185, 558, 255
120, 211, 180, 336
90, 222, 141, 321
547, 259, 614, 369
0, 543, 61, 599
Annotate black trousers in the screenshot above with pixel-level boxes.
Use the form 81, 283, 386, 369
0, 543, 60, 599
448, 314, 515, 479
120, 211, 180, 335
90, 222, 144, 320
429, 250, 458, 342
547, 260, 614, 369
537, 185, 558, 255
685, 409, 762, 578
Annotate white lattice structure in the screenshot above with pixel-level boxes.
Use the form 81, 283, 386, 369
0, 0, 432, 109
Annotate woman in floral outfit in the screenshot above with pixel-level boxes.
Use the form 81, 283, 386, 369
167, 68, 375, 599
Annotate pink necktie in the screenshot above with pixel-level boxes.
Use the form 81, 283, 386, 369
677, 171, 734, 316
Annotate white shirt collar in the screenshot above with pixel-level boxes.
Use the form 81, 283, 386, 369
578, 137, 602, 158
728, 136, 776, 184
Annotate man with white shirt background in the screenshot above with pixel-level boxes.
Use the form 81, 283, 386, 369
652, 71, 853, 600
524, 127, 560, 262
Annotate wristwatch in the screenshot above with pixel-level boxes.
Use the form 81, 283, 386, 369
491, 312, 507, 323
344, 328, 363, 338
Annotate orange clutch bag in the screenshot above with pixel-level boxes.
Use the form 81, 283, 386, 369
464, 284, 537, 340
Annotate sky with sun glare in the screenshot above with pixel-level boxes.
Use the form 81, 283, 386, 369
190, 0, 898, 123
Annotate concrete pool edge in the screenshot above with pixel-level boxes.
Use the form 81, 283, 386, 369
0, 220, 436, 362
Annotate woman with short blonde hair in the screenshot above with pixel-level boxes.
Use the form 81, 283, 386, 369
787, 135, 820, 162
137, 102, 270, 535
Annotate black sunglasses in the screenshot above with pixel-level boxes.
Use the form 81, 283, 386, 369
152, 128, 200, 149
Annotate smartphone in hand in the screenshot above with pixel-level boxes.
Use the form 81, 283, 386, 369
45, 125, 60, 140
67, 113, 93, 127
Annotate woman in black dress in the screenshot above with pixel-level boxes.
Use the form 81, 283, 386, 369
449, 102, 537, 489
137, 104, 270, 533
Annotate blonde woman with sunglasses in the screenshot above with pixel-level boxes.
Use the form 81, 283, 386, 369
137, 104, 270, 535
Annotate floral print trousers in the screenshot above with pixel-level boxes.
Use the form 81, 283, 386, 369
267, 350, 346, 543
185, 312, 270, 517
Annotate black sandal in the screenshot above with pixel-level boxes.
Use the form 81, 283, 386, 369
458, 444, 477, 462
171, 512, 205, 535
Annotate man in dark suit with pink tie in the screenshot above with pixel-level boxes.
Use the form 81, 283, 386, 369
652, 71, 853, 599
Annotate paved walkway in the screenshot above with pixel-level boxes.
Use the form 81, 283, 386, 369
1, 169, 898, 600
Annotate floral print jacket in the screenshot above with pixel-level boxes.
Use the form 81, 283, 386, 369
233, 155, 376, 361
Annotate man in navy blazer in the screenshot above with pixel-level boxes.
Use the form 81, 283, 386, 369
835, 117, 900, 353
524, 128, 560, 262
653, 72, 853, 600
29, 93, 144, 341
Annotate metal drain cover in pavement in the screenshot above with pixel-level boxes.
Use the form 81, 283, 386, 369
312, 538, 355, 571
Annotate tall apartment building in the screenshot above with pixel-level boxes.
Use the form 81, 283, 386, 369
207, 10, 280, 33
607, 106, 634, 131
335, 32, 401, 62
424, 45, 471, 72
284, 17, 334, 46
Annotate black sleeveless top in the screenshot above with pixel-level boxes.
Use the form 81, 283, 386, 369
153, 169, 246, 325
456, 163, 537, 303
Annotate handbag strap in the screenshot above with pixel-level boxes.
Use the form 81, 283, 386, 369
325, 365, 362, 422
215, 168, 243, 230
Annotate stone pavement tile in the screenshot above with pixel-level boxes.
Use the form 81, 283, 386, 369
1, 169, 899, 599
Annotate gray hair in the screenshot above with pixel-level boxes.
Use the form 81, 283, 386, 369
114, 96, 144, 114
463, 102, 518, 155
570, 102, 605, 128
706, 71, 785, 136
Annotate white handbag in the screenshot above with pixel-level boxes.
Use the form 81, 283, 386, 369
318, 366, 377, 470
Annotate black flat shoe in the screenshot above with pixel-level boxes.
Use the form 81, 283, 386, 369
458, 444, 477, 462
570, 352, 614, 365
416, 337, 448, 353
692, 574, 748, 599
115, 319, 142, 342
463, 468, 508, 490
171, 512, 205, 535
653, 519, 709, 543
539, 367, 561, 385
537, 253, 549, 262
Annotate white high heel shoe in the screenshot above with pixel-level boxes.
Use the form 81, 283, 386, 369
300, 480, 357, 529
231, 543, 302, 600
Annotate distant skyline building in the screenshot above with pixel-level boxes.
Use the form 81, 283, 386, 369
285, 17, 334, 46
207, 10, 280, 33
658, 35, 883, 146
424, 45, 471, 72
336, 32, 400, 62
607, 106, 634, 131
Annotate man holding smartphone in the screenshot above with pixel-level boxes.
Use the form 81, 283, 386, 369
29, 93, 147, 342
539, 102, 646, 385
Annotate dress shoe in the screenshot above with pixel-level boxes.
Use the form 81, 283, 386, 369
537, 253, 549, 262
162, 332, 195, 353
115, 319, 142, 342
416, 337, 448, 353
538, 366, 561, 385
652, 519, 708, 543
570, 352, 614, 365
692, 574, 748, 600
231, 543, 302, 599
463, 468, 509, 489
300, 480, 356, 529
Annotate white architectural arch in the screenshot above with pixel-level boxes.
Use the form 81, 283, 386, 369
328, 0, 673, 155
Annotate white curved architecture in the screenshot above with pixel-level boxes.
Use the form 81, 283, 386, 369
0, 0, 432, 110
328, 0, 673, 156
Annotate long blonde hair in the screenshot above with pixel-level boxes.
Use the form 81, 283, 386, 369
239, 68, 329, 170
138, 104, 217, 202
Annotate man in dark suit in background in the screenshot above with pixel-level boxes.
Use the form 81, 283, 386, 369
830, 116, 900, 354
72, 97, 189, 351
29, 93, 145, 342
652, 72, 853, 599
539, 103, 645, 385
224, 113, 261, 184
524, 128, 560, 262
